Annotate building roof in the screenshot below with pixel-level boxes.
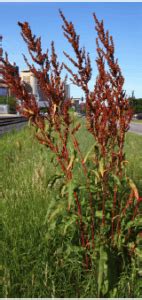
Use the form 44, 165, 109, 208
21, 70, 31, 73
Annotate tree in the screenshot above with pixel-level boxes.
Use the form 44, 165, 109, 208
0, 95, 17, 113
129, 98, 142, 114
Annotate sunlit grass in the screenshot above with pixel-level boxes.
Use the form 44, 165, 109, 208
132, 120, 142, 124
1, 124, 142, 297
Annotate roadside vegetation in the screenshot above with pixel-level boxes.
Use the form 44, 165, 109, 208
129, 98, 142, 114
1, 125, 142, 297
132, 119, 142, 124
1, 11, 142, 298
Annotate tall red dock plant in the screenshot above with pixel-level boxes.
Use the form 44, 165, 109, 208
2, 11, 141, 297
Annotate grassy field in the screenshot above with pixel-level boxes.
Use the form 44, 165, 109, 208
124, 132, 142, 193
1, 124, 142, 297
132, 119, 142, 124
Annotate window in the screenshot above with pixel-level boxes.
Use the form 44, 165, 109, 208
0, 87, 8, 96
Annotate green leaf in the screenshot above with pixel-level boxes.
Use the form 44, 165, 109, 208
111, 174, 121, 186
99, 159, 105, 177
67, 180, 75, 210
61, 184, 66, 197
125, 220, 135, 230
97, 246, 108, 296
83, 142, 96, 164
63, 215, 77, 235
98, 247, 104, 297
48, 202, 65, 222
96, 211, 103, 219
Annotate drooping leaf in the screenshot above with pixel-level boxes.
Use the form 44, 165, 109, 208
83, 142, 96, 164
128, 178, 139, 200
99, 158, 105, 177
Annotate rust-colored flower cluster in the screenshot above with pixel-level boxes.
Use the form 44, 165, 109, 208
3, 21, 81, 180
60, 12, 139, 245
61, 12, 133, 176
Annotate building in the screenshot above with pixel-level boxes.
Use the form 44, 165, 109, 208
0, 35, 20, 114
0, 35, 19, 98
20, 70, 38, 99
20, 70, 47, 108
0, 35, 10, 114
20, 70, 71, 108
0, 34, 70, 106
0, 35, 9, 97
71, 98, 80, 111
71, 97, 86, 114
64, 82, 70, 99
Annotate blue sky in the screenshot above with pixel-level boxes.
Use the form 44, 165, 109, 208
0, 2, 142, 98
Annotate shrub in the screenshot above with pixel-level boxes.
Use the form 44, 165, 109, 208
129, 98, 142, 114
0, 95, 17, 113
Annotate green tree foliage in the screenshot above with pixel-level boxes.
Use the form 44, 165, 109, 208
0, 95, 17, 113
129, 98, 142, 114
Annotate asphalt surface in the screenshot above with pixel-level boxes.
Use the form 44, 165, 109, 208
0, 114, 142, 136
0, 115, 27, 136
129, 122, 142, 136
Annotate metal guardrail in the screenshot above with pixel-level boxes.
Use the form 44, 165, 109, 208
0, 115, 28, 136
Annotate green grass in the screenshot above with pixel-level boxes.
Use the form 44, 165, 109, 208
1, 125, 142, 297
125, 132, 142, 193
132, 120, 142, 124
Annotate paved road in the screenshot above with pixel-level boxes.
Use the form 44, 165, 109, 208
0, 115, 27, 136
129, 122, 142, 136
